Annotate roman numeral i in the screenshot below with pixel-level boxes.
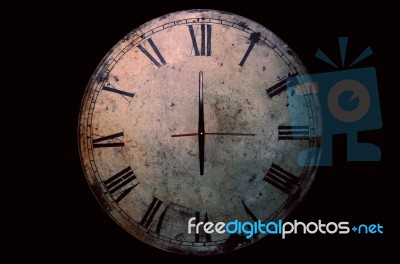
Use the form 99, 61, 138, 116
239, 32, 261, 67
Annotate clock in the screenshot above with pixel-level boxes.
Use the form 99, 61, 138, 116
78, 9, 321, 255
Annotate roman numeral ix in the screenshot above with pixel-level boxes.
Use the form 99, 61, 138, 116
93, 132, 124, 148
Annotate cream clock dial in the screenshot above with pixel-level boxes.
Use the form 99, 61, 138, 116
78, 9, 321, 255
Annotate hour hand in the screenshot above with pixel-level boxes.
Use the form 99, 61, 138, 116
198, 71, 205, 175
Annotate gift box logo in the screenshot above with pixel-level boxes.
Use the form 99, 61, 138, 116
287, 37, 382, 166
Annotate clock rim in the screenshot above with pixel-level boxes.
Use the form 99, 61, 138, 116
77, 9, 322, 255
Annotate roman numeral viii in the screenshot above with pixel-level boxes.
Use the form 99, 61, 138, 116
104, 166, 138, 203
264, 163, 298, 194
140, 197, 168, 234
188, 24, 212, 56
93, 132, 124, 148
138, 38, 167, 68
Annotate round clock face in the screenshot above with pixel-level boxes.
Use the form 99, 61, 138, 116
78, 9, 321, 255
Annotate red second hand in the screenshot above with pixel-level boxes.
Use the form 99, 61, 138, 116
171, 133, 198, 137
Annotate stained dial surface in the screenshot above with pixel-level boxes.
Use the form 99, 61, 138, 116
78, 9, 321, 254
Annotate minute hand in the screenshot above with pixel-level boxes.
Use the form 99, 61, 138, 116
198, 71, 205, 175
205, 132, 256, 136
171, 132, 256, 137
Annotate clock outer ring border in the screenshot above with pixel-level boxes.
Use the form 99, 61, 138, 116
77, 9, 322, 255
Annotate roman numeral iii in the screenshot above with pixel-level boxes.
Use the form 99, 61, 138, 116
188, 24, 212, 56
264, 163, 298, 194
278, 125, 309, 140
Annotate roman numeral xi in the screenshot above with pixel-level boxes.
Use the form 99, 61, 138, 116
138, 38, 167, 68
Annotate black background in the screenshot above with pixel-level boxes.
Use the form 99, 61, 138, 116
6, 0, 400, 263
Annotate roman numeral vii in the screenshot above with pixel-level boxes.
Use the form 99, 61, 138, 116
140, 197, 168, 234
